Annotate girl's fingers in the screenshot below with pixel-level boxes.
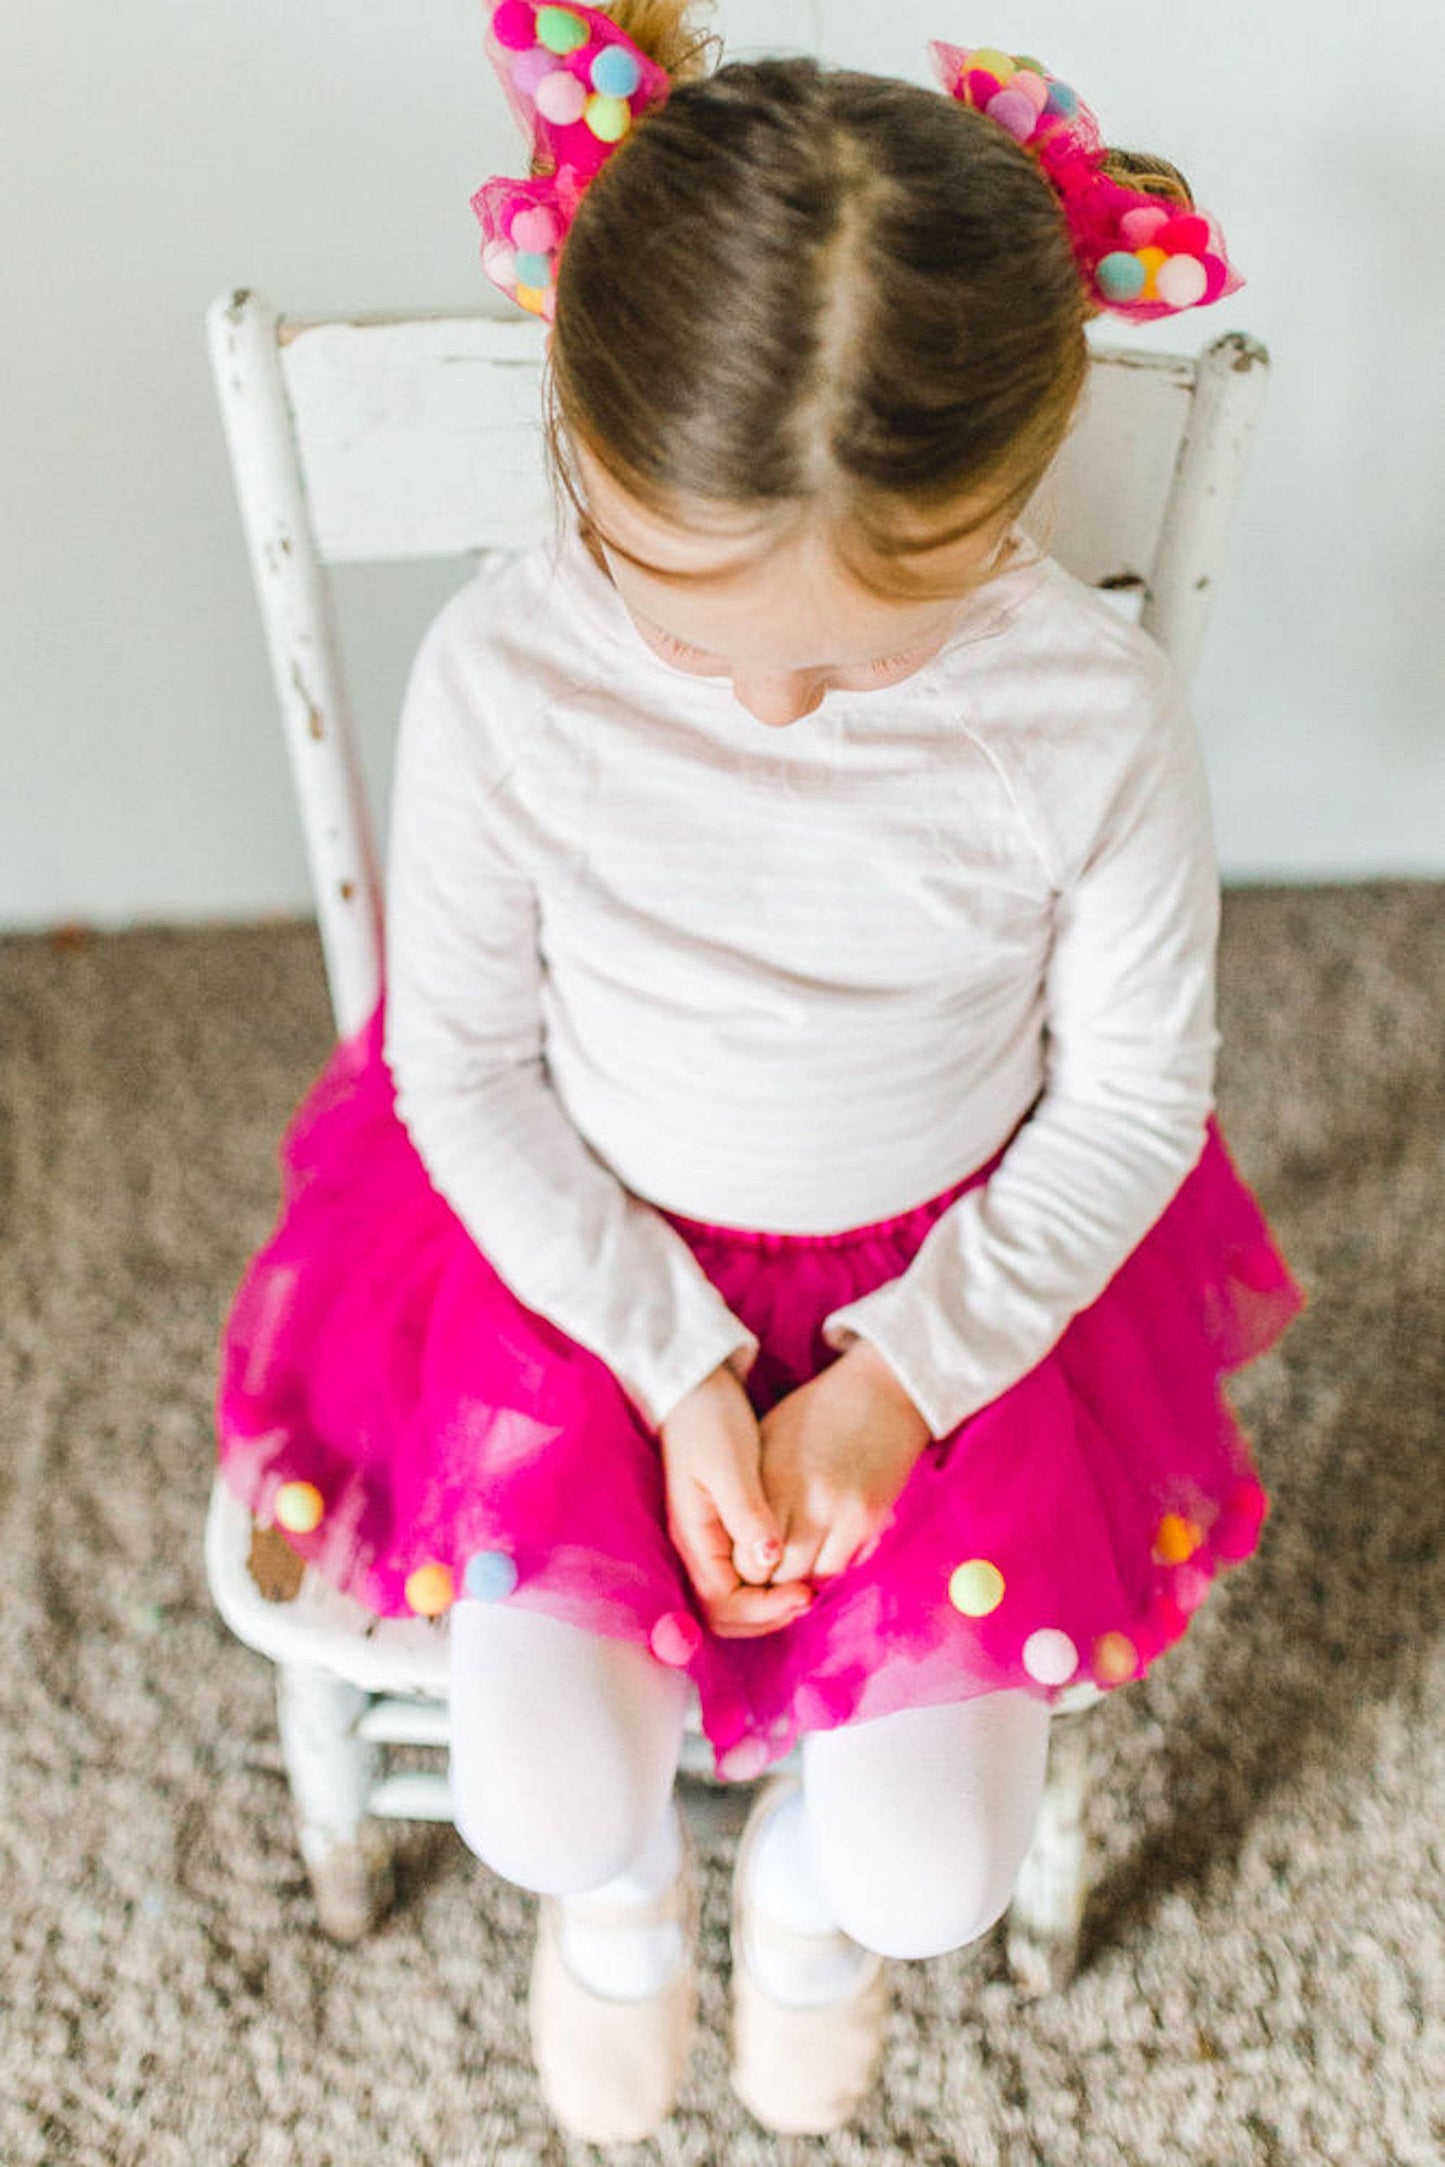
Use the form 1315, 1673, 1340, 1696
666, 1485, 744, 1607
706, 1459, 785, 1587
705, 1580, 813, 1638
809, 1510, 873, 1582
774, 1515, 824, 1590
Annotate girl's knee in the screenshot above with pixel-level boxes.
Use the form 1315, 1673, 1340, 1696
802, 1690, 1050, 1959
451, 1759, 660, 1894
810, 1838, 1021, 1961
447, 1602, 687, 1894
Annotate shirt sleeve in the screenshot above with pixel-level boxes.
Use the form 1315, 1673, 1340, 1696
382, 606, 759, 1432
819, 668, 1221, 1439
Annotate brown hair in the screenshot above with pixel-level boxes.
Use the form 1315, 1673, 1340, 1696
543, 3, 1191, 601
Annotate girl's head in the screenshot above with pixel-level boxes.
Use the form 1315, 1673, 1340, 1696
529, 3, 1192, 723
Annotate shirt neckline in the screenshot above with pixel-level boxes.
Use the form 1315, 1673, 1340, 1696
546, 515, 1045, 703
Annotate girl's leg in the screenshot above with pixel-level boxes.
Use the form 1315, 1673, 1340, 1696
448, 1599, 691, 1996
798, 1689, 1052, 1960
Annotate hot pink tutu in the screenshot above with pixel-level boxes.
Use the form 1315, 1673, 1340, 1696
216, 996, 1302, 1778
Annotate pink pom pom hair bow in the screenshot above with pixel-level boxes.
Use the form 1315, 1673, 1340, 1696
471, 9, 1242, 327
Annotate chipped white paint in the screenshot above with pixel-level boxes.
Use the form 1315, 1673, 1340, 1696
204, 290, 1269, 1954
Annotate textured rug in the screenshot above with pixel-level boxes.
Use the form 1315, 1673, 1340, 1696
0, 884, 1441, 2167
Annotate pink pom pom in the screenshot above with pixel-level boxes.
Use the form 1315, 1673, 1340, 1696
649, 1610, 702, 1667
510, 204, 561, 252
534, 68, 588, 124
1119, 204, 1170, 248
1158, 213, 1211, 256
1009, 68, 1050, 113
964, 67, 1002, 106
491, 0, 536, 51
1200, 251, 1230, 303
986, 88, 1040, 143
510, 45, 555, 95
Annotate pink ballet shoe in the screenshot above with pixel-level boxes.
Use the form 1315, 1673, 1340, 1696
729, 1774, 891, 2135
528, 1827, 699, 2143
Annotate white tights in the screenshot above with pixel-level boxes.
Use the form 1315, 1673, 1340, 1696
448, 1601, 1051, 1965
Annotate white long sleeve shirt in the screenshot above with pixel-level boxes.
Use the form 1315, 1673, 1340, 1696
383, 519, 1220, 1438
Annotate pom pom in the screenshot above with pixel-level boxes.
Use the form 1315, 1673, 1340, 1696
1158, 213, 1211, 257
1152, 1513, 1203, 1566
1119, 203, 1171, 249
510, 204, 560, 251
1022, 1627, 1078, 1685
481, 241, 518, 287
512, 248, 553, 288
463, 1548, 519, 1600
515, 284, 550, 315
590, 43, 642, 98
1043, 79, 1078, 119
1092, 1630, 1139, 1686
986, 88, 1040, 142
1135, 243, 1168, 299
1200, 251, 1230, 303
535, 5, 588, 55
511, 45, 556, 95
584, 92, 631, 141
405, 1562, 455, 1616
535, 68, 588, 124
1096, 250, 1148, 302
1155, 255, 1208, 309
490, 0, 536, 51
275, 1480, 324, 1534
1010, 69, 1050, 113
964, 67, 1002, 106
649, 1610, 702, 1667
968, 46, 1017, 82
948, 1559, 1006, 1617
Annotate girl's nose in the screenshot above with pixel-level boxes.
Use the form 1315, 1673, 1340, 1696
729, 673, 827, 728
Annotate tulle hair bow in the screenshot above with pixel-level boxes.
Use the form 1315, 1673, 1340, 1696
929, 43, 1242, 320
470, 0, 671, 320
471, 11, 1242, 326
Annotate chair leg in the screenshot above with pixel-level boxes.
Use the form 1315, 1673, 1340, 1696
275, 1661, 396, 1942
1006, 1710, 1091, 1997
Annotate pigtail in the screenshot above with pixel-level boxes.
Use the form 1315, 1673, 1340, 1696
1100, 147, 1193, 208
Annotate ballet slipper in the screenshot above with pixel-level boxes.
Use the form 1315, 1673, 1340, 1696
528, 1825, 699, 2144
729, 1774, 891, 2135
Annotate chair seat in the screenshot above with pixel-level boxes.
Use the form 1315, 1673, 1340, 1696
205, 1476, 452, 1697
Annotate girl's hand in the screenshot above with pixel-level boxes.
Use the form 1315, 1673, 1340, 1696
759, 1340, 934, 1586
658, 1363, 815, 1638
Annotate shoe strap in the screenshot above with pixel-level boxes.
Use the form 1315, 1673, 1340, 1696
555, 1862, 696, 1939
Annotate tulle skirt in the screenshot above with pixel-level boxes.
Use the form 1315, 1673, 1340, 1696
216, 997, 1302, 1779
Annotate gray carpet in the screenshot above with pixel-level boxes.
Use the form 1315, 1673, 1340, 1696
1, 884, 1441, 2167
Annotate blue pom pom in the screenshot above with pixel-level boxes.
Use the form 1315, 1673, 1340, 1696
590, 44, 641, 98
1096, 250, 1147, 301
463, 1549, 519, 1601
513, 249, 553, 289
1044, 79, 1079, 118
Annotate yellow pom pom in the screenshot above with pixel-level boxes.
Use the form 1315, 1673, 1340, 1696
274, 1481, 324, 1534
514, 284, 549, 316
405, 1562, 455, 1616
1135, 244, 1168, 300
968, 47, 1017, 82
584, 93, 631, 142
948, 1559, 1006, 1617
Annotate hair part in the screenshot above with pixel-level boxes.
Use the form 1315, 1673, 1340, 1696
543, 3, 1192, 603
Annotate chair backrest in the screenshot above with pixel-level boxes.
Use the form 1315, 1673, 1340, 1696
207, 288, 1268, 1040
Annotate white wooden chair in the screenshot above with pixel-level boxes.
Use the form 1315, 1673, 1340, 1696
203, 286, 1269, 1979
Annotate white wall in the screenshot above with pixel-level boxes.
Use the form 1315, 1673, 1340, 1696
4, 0, 1441, 929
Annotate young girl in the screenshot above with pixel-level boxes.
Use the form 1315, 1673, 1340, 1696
217, 2, 1302, 2141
